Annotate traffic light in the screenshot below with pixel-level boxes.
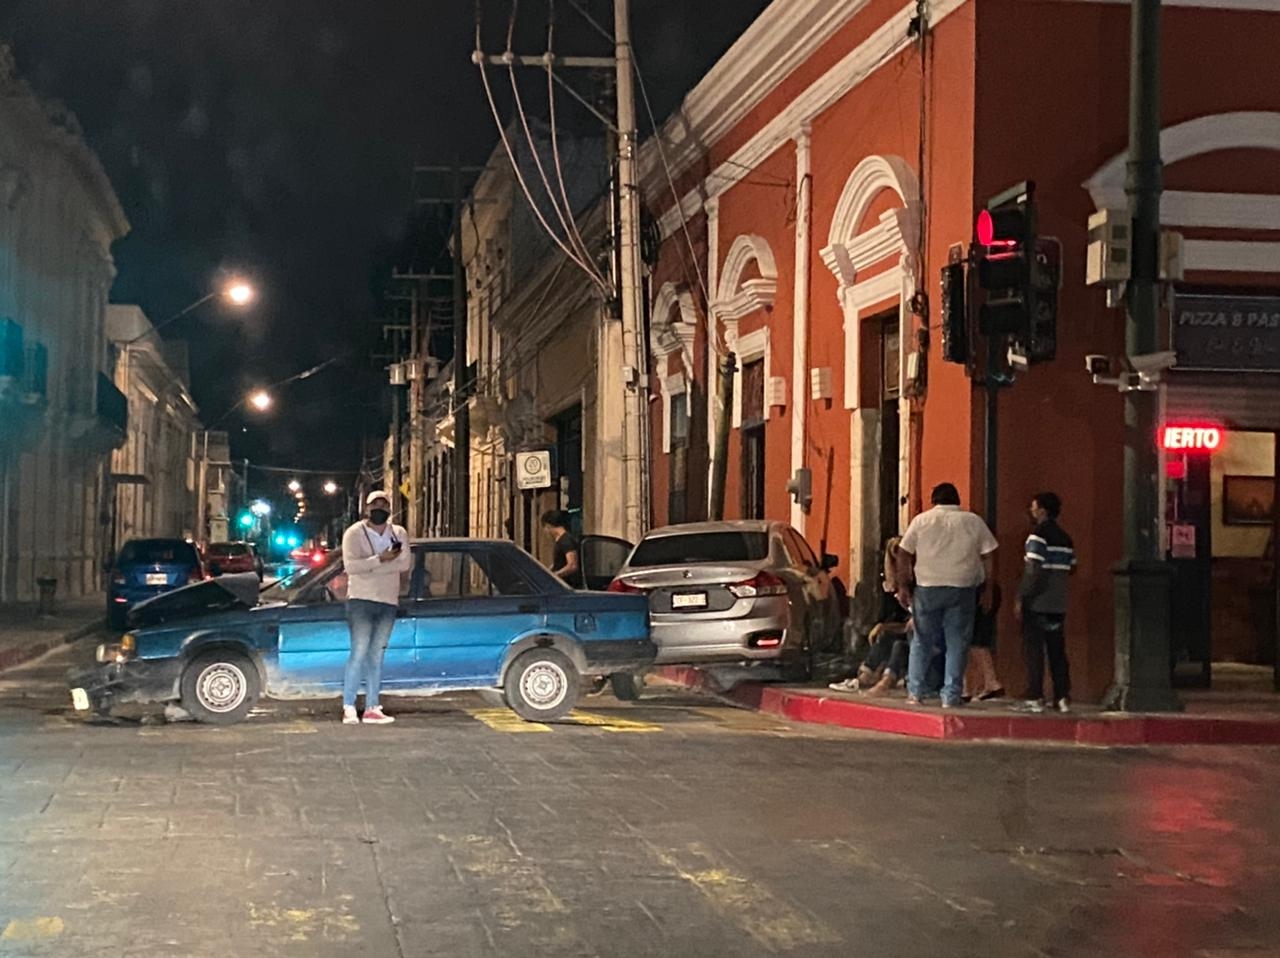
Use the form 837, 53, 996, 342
939, 260, 968, 365
975, 181, 1059, 363
238, 512, 254, 529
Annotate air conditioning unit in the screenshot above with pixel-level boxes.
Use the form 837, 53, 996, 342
765, 375, 787, 409
810, 367, 833, 401
1086, 209, 1130, 286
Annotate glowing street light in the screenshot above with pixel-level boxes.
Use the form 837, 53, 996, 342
287, 480, 302, 494
225, 281, 255, 306
249, 390, 273, 412
323, 481, 339, 496
249, 499, 271, 517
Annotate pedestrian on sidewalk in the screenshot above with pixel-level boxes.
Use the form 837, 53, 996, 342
542, 510, 585, 589
1015, 491, 1076, 714
340, 491, 410, 725
964, 581, 1006, 702
896, 483, 999, 708
830, 537, 910, 693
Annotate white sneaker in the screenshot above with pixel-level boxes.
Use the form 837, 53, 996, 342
1057, 698, 1071, 714
342, 705, 360, 725
1014, 699, 1045, 714
828, 678, 860, 692
361, 706, 395, 725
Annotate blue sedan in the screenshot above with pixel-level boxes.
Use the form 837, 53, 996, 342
71, 539, 655, 724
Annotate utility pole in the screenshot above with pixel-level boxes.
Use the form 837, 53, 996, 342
1105, 0, 1180, 712
614, 0, 648, 542
452, 160, 471, 537
708, 353, 736, 520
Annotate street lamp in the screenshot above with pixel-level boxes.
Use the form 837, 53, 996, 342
249, 390, 272, 412
250, 500, 271, 517
123, 278, 256, 346
287, 480, 302, 494
323, 481, 339, 496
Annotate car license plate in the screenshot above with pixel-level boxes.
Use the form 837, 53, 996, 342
145, 573, 168, 586
70, 688, 90, 711
672, 592, 708, 610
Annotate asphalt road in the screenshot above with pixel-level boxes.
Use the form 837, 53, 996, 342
1, 636, 1278, 958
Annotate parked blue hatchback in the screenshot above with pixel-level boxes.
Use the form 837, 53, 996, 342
107, 537, 207, 630
73, 539, 654, 724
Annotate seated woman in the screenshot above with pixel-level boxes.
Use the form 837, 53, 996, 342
830, 537, 910, 693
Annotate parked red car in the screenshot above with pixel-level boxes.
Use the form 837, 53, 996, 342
205, 541, 265, 580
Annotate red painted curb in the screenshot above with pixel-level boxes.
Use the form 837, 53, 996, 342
655, 667, 1280, 746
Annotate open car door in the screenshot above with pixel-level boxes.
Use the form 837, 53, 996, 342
579, 535, 634, 591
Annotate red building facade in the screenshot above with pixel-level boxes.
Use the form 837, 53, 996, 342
641, 0, 1280, 700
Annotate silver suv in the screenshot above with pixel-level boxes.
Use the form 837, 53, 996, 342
606, 521, 843, 680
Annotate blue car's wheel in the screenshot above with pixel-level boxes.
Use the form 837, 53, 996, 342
180, 649, 260, 725
505, 648, 578, 722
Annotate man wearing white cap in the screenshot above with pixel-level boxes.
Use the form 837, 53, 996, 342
339, 491, 410, 724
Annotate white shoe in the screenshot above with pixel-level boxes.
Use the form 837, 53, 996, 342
1057, 698, 1071, 714
361, 707, 395, 725
828, 678, 860, 692
342, 705, 360, 725
1014, 699, 1045, 714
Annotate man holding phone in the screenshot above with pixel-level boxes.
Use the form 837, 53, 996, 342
340, 491, 410, 724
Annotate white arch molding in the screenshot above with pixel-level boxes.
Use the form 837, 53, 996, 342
1084, 111, 1280, 273
650, 281, 699, 455
821, 152, 922, 615
709, 233, 779, 429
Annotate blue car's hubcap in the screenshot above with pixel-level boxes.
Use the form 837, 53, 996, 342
197, 662, 247, 712
520, 661, 567, 711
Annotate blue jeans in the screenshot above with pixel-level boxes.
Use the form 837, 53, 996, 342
343, 599, 397, 708
907, 586, 976, 705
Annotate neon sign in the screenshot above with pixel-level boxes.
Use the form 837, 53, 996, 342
1160, 424, 1223, 453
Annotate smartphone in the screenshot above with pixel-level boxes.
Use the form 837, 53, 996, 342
388, 539, 402, 554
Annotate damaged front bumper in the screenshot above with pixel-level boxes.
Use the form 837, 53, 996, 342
68, 658, 183, 714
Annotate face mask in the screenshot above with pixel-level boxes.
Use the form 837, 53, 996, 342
369, 509, 390, 525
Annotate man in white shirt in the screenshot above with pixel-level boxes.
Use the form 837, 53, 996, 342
340, 491, 411, 725
896, 482, 998, 708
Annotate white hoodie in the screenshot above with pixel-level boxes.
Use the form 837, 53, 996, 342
341, 520, 411, 607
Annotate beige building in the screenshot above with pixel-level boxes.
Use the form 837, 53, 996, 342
106, 306, 201, 552
0, 47, 129, 602
450, 127, 627, 565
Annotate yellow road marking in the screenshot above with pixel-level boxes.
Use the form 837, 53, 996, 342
654, 844, 839, 950
468, 708, 552, 732
2, 917, 65, 941
568, 709, 662, 733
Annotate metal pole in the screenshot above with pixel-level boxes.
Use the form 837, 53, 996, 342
409, 282, 423, 537
452, 160, 471, 537
615, 0, 648, 542
708, 353, 737, 520
985, 339, 999, 531
1106, 0, 1179, 712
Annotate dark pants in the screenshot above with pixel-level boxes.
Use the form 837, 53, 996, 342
1023, 612, 1071, 702
865, 631, 909, 677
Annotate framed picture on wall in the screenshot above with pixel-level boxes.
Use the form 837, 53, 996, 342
1222, 475, 1276, 526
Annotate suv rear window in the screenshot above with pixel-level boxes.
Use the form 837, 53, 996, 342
208, 543, 251, 557
629, 532, 770, 567
117, 540, 199, 566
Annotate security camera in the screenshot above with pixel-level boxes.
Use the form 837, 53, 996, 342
1085, 354, 1111, 376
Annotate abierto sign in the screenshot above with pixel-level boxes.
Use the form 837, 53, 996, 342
1159, 424, 1223, 454
1172, 293, 1280, 372
515, 450, 553, 490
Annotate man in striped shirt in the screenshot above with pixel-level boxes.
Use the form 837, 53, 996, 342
1015, 491, 1076, 713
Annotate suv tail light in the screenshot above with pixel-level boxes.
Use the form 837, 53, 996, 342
728, 571, 788, 599
607, 578, 642, 594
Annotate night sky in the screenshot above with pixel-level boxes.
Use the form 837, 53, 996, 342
1, 0, 767, 480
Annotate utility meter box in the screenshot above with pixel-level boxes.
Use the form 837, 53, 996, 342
1086, 209, 1130, 286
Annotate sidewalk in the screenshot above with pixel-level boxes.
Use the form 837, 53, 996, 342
0, 595, 105, 676
655, 666, 1280, 746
